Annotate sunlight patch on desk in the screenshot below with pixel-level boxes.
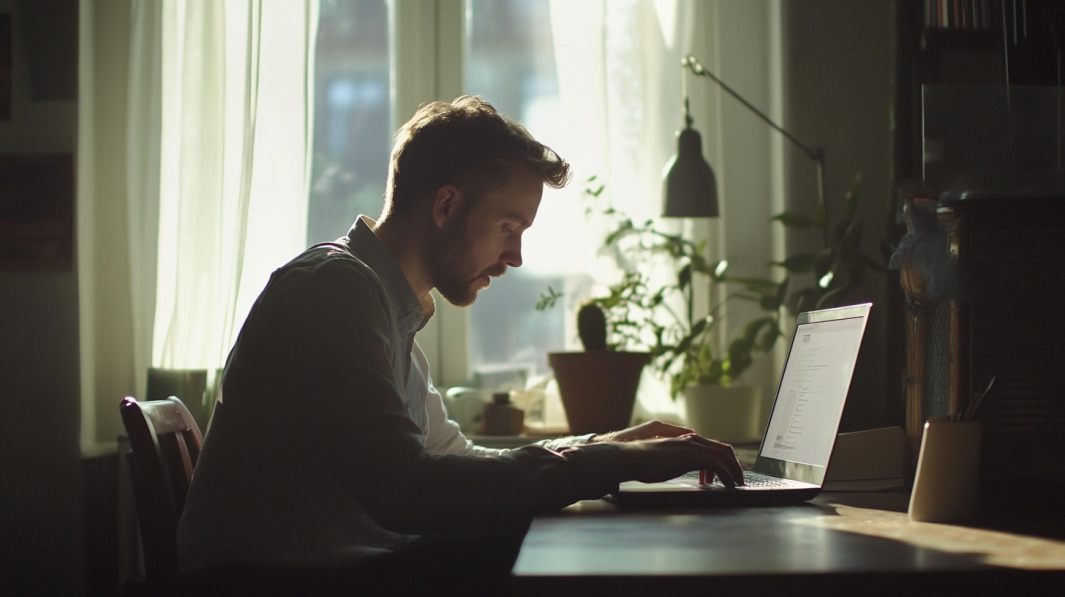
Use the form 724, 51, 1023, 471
787, 504, 1065, 570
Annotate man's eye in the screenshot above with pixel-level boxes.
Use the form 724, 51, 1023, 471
502, 226, 513, 236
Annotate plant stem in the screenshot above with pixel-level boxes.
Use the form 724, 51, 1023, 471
687, 279, 694, 331
816, 153, 829, 248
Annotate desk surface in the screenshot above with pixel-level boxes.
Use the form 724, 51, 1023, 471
512, 491, 1065, 596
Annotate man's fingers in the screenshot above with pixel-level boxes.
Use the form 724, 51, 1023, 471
685, 435, 744, 486
698, 468, 737, 487
616, 434, 746, 486
709, 466, 737, 488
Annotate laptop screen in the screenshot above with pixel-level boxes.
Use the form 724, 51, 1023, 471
753, 304, 870, 486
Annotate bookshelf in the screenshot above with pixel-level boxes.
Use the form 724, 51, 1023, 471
892, 1, 1065, 507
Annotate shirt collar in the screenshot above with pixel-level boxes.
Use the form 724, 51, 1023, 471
345, 215, 434, 335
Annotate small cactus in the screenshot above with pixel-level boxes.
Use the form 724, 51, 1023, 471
577, 302, 608, 351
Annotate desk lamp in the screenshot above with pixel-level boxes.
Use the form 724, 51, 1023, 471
662, 55, 826, 219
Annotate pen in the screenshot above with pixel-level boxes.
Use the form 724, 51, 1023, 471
959, 376, 996, 422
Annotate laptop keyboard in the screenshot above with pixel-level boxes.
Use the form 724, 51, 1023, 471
679, 470, 791, 489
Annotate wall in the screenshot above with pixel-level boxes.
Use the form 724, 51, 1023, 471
0, 0, 84, 594
782, 0, 899, 431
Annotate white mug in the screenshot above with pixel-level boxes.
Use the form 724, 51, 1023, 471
908, 417, 982, 523
444, 387, 491, 434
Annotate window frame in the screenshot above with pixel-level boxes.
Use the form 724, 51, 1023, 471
390, 0, 470, 387
395, 0, 791, 403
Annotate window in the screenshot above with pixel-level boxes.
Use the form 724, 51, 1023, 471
307, 0, 390, 245
464, 0, 591, 380
304, 1, 782, 412
308, 0, 589, 386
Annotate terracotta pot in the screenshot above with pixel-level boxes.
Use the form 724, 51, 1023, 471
683, 384, 763, 443
548, 351, 650, 434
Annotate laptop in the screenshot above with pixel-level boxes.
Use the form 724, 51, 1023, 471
607, 302, 872, 507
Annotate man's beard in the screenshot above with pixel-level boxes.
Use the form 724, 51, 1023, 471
428, 218, 505, 308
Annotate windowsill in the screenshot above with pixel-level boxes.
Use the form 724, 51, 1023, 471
468, 430, 568, 450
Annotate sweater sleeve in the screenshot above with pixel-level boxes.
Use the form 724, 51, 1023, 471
416, 340, 599, 457
226, 257, 625, 536
416, 341, 504, 457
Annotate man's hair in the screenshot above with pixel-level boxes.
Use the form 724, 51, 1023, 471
383, 96, 571, 216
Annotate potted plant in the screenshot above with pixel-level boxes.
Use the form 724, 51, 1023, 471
541, 175, 883, 442
545, 299, 651, 435
588, 219, 782, 443
537, 179, 781, 440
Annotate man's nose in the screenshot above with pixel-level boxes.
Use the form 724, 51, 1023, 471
503, 250, 522, 268
503, 238, 522, 268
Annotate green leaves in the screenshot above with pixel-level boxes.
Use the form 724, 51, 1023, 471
758, 322, 781, 352
604, 218, 634, 246
536, 286, 563, 311
713, 259, 729, 279
678, 263, 692, 291
769, 171, 887, 313
727, 276, 779, 294
771, 253, 817, 273
584, 175, 605, 199
771, 212, 814, 228
727, 337, 754, 381
548, 176, 815, 400
695, 357, 725, 387
760, 277, 789, 311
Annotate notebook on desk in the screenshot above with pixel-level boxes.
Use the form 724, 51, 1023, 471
607, 303, 872, 507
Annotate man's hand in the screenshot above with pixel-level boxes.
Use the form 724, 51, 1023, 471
613, 434, 745, 488
589, 420, 694, 443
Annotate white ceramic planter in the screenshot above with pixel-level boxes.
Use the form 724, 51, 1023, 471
684, 384, 763, 444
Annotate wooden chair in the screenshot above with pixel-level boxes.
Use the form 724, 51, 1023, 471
120, 396, 203, 593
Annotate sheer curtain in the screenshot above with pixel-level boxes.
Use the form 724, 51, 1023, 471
78, 0, 154, 452
547, 0, 786, 421
546, 0, 693, 420
153, 0, 317, 371
77, 0, 317, 452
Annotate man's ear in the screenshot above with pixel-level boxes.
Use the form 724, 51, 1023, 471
431, 184, 461, 228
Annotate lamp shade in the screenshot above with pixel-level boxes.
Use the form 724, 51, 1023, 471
662, 126, 718, 218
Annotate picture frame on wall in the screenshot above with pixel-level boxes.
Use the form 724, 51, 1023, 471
0, 154, 75, 270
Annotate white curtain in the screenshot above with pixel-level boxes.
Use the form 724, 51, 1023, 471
78, 0, 162, 453
549, 0, 687, 224
547, 0, 786, 421
545, 0, 692, 420
127, 0, 164, 426
153, 0, 317, 371
77, 0, 317, 453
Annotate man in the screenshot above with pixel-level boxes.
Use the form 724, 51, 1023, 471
178, 96, 742, 592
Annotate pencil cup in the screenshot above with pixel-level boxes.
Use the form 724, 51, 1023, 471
908, 418, 982, 523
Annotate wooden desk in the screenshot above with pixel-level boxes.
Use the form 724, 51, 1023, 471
512, 492, 1065, 596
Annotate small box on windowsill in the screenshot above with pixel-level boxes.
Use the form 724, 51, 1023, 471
823, 426, 909, 491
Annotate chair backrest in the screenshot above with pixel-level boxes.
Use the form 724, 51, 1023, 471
120, 396, 203, 583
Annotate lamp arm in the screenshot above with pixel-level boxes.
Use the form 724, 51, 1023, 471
684, 55, 828, 243
683, 55, 820, 163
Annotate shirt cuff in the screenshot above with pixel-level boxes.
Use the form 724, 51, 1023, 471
534, 433, 597, 452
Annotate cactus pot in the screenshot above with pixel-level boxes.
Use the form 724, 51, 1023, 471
548, 351, 650, 434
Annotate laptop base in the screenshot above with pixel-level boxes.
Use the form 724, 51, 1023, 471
606, 482, 821, 508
